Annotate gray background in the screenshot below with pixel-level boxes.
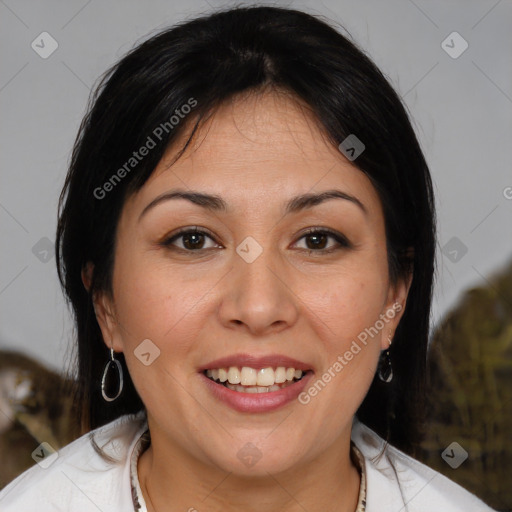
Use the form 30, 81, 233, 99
1, 0, 511, 375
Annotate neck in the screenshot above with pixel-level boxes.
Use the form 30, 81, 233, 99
138, 423, 361, 512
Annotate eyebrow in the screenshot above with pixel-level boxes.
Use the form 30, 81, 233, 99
138, 188, 367, 222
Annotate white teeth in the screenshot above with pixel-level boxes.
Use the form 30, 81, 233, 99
241, 367, 257, 386
227, 366, 241, 384
274, 367, 286, 383
256, 367, 275, 386
206, 365, 309, 389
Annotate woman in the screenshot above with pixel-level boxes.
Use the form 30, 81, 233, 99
0, 5, 495, 511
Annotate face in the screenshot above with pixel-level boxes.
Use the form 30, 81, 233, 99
92, 90, 409, 476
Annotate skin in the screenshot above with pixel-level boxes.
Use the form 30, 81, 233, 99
87, 88, 411, 512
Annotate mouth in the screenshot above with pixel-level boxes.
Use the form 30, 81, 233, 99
202, 366, 312, 394
199, 366, 314, 413
198, 353, 315, 412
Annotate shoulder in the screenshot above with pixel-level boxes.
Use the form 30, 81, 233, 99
351, 419, 496, 512
0, 411, 147, 512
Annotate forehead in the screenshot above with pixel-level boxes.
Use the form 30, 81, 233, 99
123, 90, 383, 220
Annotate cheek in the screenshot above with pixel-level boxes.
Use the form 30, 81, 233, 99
298, 262, 388, 396
297, 274, 385, 428
306, 264, 388, 338
111, 253, 196, 359
111, 259, 207, 416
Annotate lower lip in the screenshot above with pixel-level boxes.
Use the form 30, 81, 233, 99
199, 371, 314, 413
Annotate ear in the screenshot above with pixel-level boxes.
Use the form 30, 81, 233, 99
81, 262, 93, 292
81, 262, 124, 354
380, 265, 413, 350
92, 290, 124, 353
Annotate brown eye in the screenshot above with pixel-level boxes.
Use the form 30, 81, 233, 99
295, 228, 351, 253
305, 232, 329, 250
180, 232, 206, 250
161, 227, 219, 251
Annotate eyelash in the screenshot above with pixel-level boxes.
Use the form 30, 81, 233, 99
160, 226, 352, 255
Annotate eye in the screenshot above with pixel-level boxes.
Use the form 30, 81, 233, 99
160, 226, 351, 254
294, 228, 351, 254
161, 227, 220, 251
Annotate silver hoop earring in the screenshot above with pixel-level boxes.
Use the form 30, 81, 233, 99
378, 333, 393, 383
101, 347, 124, 402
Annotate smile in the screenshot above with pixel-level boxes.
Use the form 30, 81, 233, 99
200, 368, 314, 413
204, 366, 308, 393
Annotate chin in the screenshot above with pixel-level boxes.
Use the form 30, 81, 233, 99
205, 440, 304, 478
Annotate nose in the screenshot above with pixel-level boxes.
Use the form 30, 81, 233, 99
218, 240, 300, 336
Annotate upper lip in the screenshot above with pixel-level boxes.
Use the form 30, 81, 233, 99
199, 353, 313, 372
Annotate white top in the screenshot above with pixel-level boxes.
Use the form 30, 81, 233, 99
0, 411, 495, 511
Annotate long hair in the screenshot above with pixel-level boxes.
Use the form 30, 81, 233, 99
56, 5, 436, 455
